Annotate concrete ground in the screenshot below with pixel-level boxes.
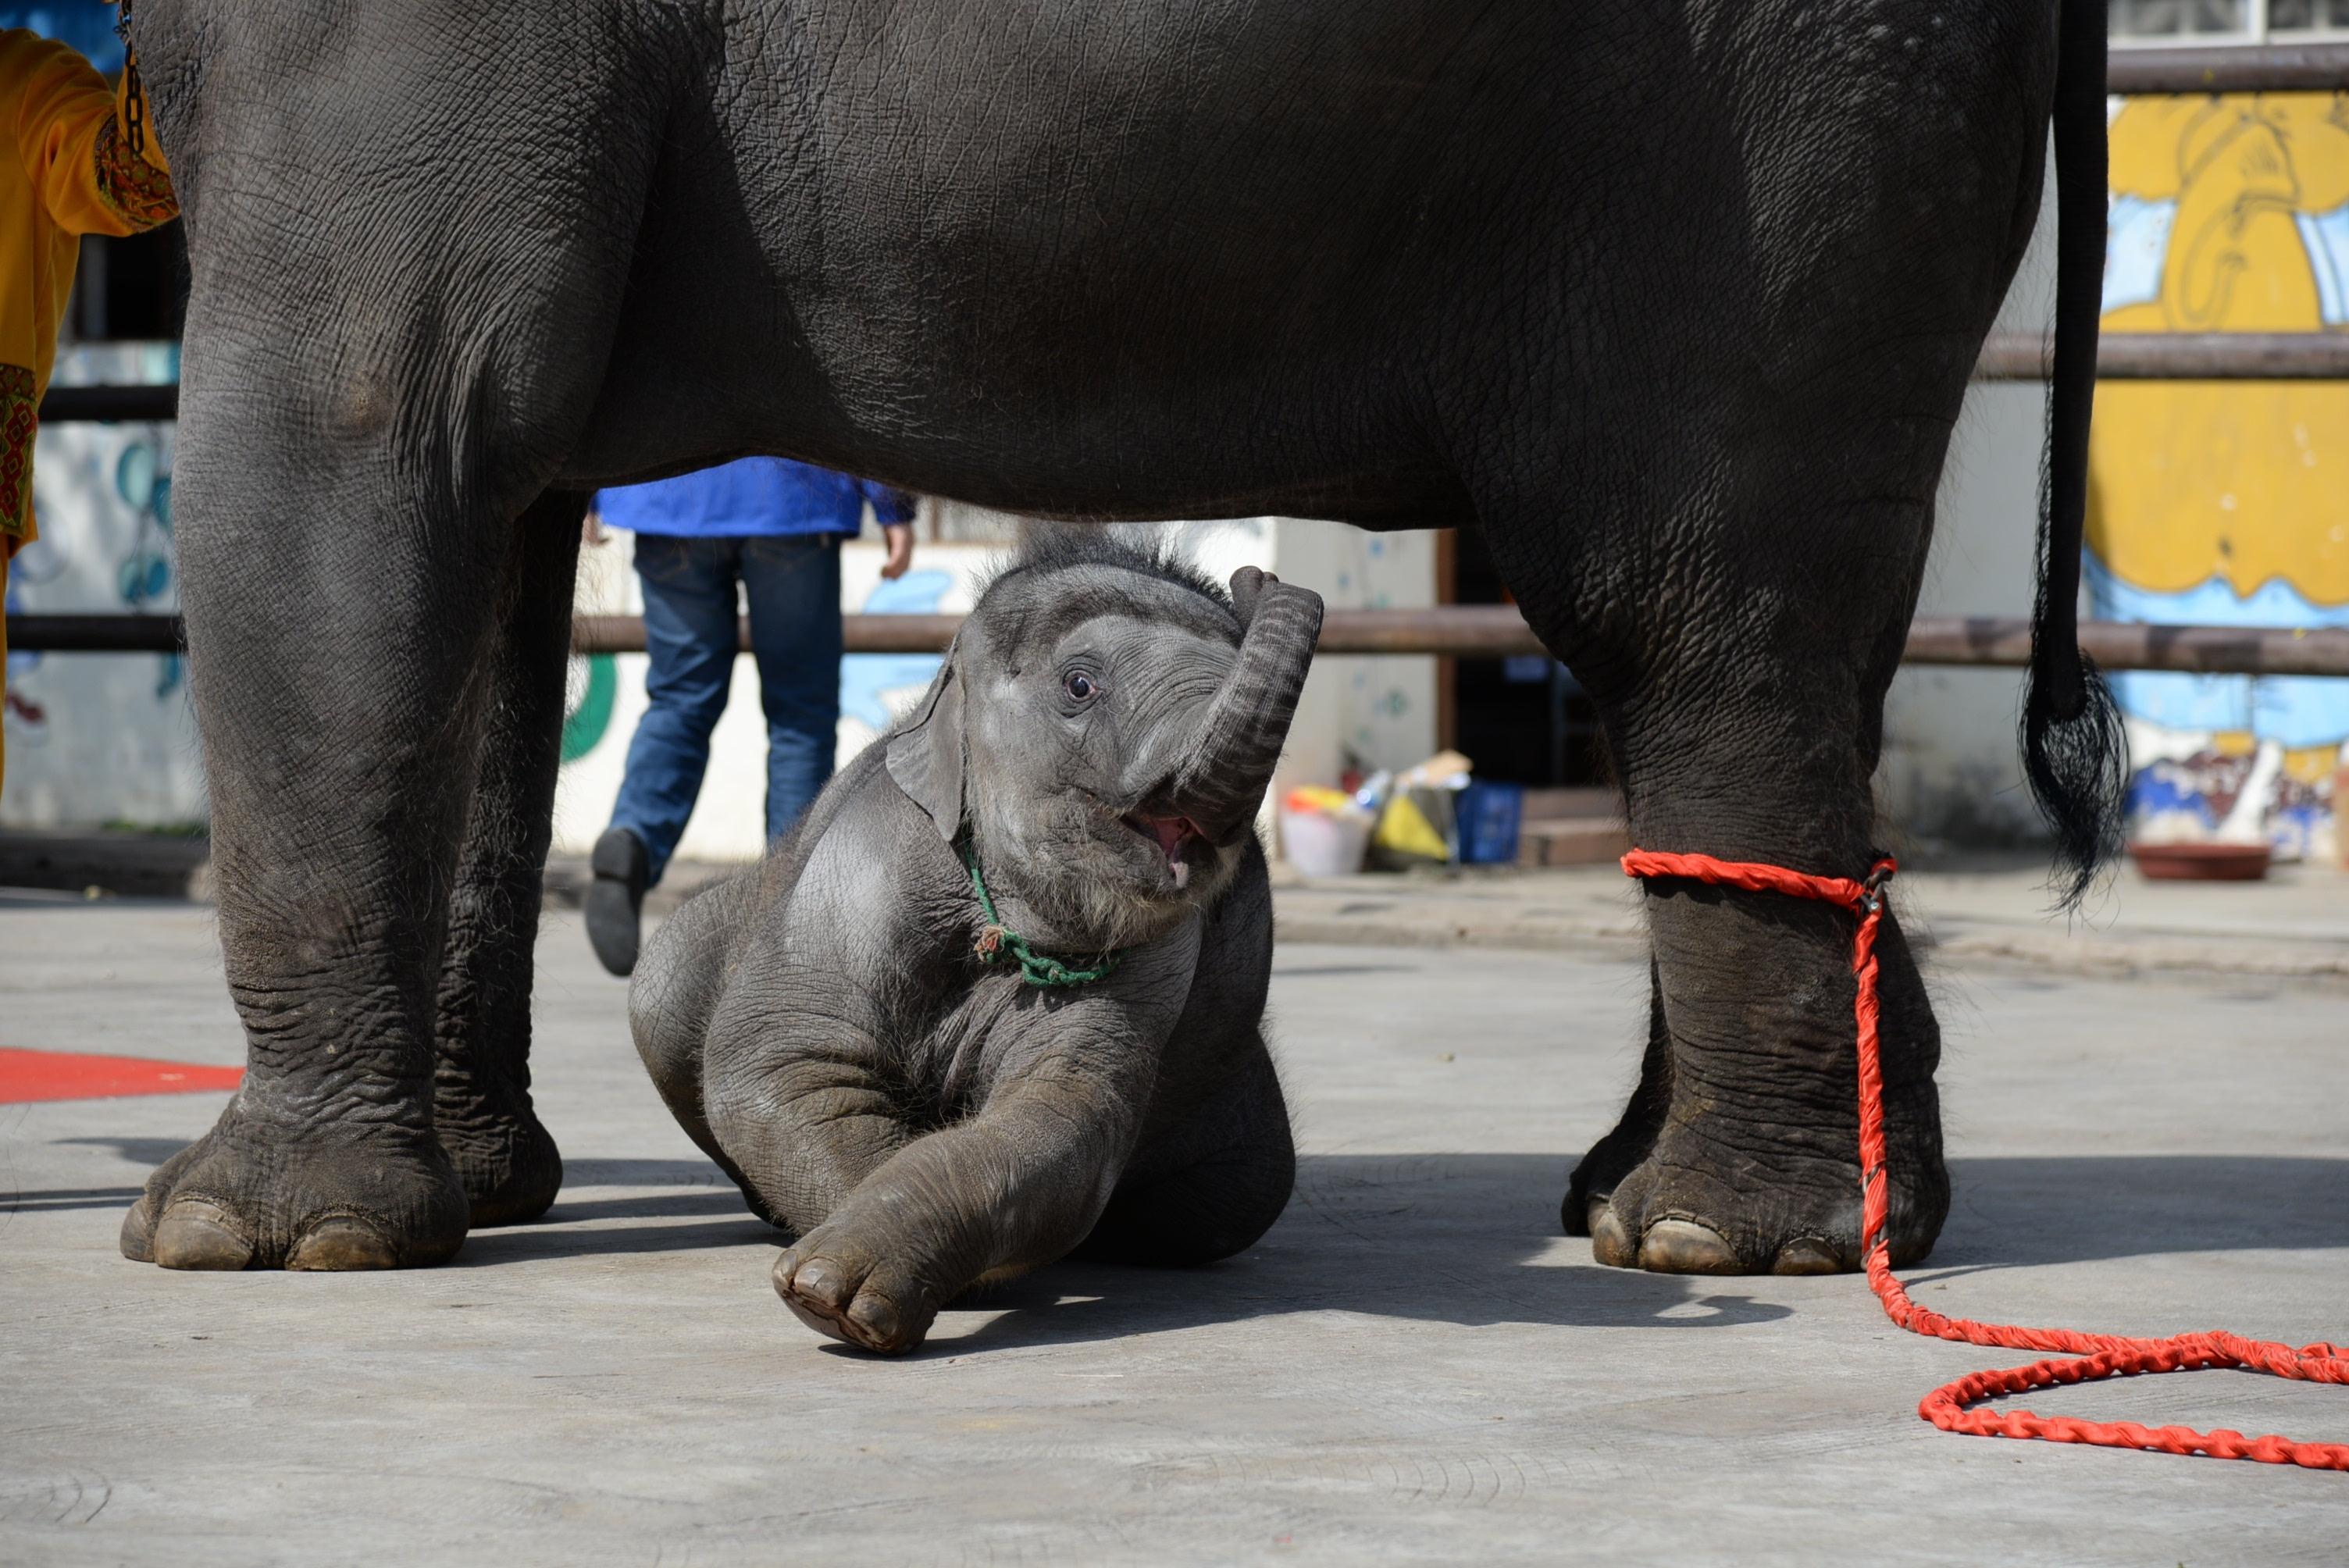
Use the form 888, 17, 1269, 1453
3, 868, 2345, 1566
1272, 853, 2349, 982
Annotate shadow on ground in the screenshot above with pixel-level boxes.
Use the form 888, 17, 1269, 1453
917, 1151, 2349, 1356
24, 1142, 2344, 1354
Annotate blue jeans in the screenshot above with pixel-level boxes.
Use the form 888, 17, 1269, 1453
608, 533, 843, 884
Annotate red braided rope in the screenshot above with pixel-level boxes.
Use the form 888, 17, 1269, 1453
1621, 847, 2349, 1468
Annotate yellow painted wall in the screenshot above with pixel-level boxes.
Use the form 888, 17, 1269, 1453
2087, 93, 2349, 607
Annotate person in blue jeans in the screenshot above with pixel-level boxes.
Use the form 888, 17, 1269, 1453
586, 457, 916, 975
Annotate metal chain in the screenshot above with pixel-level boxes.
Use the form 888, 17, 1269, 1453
114, 0, 147, 156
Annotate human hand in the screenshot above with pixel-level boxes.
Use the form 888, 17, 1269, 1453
880, 523, 914, 579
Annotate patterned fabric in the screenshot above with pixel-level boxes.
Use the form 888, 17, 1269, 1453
0, 362, 34, 541
91, 113, 176, 231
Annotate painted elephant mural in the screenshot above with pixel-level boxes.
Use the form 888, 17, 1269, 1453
115, 0, 2121, 1284
2093, 91, 2349, 857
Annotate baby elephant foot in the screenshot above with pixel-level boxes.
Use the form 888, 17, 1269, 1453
120, 1105, 470, 1271
772, 1229, 943, 1355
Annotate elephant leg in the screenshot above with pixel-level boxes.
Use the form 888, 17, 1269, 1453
768, 1086, 1146, 1355
1563, 611, 1945, 1276
626, 872, 789, 1228
1445, 0, 2037, 1276
120, 497, 507, 1272
732, 963, 1184, 1353
1071, 1035, 1294, 1267
1477, 442, 1950, 1276
430, 490, 584, 1228
116, 14, 651, 1270
1560, 958, 1671, 1235
1572, 881, 1945, 1276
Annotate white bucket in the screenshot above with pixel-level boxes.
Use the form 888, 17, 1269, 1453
1280, 809, 1371, 878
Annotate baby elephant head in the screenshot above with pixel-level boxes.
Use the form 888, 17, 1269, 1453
886, 533, 1324, 949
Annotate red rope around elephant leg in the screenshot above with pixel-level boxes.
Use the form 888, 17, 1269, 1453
1619, 847, 2349, 1469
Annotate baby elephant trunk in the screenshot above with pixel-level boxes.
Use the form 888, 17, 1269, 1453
1156, 567, 1324, 845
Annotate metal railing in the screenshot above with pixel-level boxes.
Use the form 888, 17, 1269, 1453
2105, 41, 2349, 92
15, 608, 2349, 676
1976, 331, 2349, 379
34, 384, 178, 422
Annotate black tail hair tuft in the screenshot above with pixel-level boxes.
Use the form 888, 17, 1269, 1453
2023, 0, 2126, 911
2021, 648, 2127, 908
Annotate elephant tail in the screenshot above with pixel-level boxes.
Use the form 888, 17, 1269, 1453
2023, 0, 2126, 909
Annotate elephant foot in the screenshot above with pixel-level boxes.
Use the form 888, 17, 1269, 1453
1561, 1076, 1666, 1244
1570, 1117, 1945, 1276
120, 1103, 470, 1270
434, 1085, 564, 1228
772, 1228, 943, 1355
1567, 888, 1948, 1274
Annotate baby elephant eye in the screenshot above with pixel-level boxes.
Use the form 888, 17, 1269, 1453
1064, 670, 1101, 701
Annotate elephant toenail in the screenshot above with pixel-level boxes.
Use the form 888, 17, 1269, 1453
1590, 1203, 1638, 1268
119, 1197, 156, 1262
790, 1258, 849, 1310
151, 1199, 257, 1270
780, 1294, 850, 1344
1637, 1218, 1745, 1275
1772, 1237, 1845, 1275
847, 1295, 904, 1352
287, 1217, 400, 1270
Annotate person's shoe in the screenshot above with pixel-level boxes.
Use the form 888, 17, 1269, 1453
586, 827, 650, 977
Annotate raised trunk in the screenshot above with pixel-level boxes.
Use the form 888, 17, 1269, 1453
1155, 568, 1324, 843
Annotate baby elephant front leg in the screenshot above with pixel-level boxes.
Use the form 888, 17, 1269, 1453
775, 1082, 1139, 1353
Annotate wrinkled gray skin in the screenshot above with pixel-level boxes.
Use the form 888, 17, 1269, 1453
118, 0, 2076, 1278
630, 540, 1315, 1352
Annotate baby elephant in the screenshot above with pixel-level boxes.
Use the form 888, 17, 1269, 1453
629, 532, 1321, 1352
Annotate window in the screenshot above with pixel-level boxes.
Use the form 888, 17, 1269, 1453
2268, 0, 2349, 31
2112, 0, 2349, 40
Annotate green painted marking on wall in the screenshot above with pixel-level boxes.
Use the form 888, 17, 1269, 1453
561, 654, 617, 762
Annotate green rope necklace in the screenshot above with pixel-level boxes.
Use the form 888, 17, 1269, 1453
959, 839, 1126, 989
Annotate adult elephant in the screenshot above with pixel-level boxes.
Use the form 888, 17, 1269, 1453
118, 0, 2119, 1275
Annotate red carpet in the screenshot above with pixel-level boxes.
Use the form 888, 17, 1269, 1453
0, 1048, 244, 1104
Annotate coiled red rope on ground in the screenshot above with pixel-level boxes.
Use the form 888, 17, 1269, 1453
1620, 847, 2349, 1469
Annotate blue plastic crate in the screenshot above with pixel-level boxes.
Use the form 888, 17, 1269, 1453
1453, 781, 1524, 864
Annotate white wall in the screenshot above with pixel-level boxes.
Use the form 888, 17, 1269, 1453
2, 344, 203, 830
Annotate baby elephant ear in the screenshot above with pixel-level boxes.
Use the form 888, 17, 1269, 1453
886, 657, 965, 841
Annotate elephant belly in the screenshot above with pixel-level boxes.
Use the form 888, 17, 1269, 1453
558, 0, 1556, 522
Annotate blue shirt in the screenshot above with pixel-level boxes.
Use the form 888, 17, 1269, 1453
593, 457, 917, 540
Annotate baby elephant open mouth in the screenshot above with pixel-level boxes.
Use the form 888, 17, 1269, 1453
1125, 814, 1203, 888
